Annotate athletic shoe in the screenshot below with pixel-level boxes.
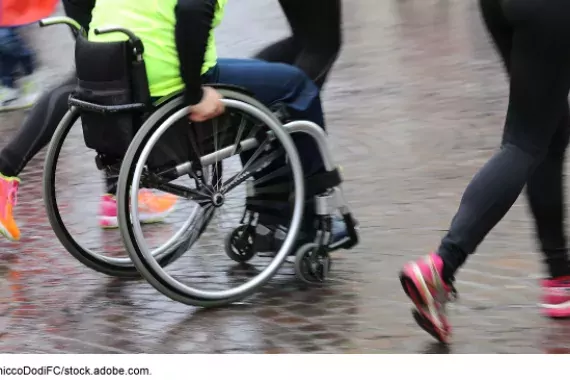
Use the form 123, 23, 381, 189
18, 75, 40, 108
0, 86, 23, 112
540, 276, 570, 318
254, 215, 352, 254
0, 174, 21, 241
399, 253, 457, 343
99, 190, 178, 229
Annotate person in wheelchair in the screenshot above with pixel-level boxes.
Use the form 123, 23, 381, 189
90, 0, 350, 250
0, 0, 349, 247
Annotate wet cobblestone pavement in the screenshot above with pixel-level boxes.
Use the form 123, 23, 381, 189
2, 0, 570, 353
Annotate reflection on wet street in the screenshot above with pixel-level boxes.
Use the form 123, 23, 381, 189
0, 0, 567, 353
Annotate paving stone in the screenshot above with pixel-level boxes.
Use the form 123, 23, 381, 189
0, 0, 565, 353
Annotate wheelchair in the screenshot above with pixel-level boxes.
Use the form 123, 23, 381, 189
40, 17, 359, 307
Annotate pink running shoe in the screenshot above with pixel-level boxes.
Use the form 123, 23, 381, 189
399, 253, 457, 343
99, 190, 177, 229
0, 174, 20, 241
540, 276, 570, 319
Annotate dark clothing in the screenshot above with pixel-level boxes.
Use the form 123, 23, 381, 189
255, 0, 342, 89
175, 0, 217, 105
62, 0, 95, 32
0, 27, 34, 88
438, 0, 570, 280
0, 76, 75, 177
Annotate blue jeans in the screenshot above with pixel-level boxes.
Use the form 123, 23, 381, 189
0, 28, 35, 88
204, 58, 326, 177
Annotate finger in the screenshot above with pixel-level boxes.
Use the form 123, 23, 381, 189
191, 113, 206, 123
215, 103, 225, 116
210, 105, 222, 118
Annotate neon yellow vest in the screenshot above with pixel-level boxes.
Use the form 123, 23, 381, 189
88, 0, 227, 97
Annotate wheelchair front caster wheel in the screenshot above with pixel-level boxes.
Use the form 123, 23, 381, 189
294, 243, 332, 285
225, 225, 256, 263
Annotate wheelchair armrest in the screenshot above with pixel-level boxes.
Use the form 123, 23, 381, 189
69, 96, 147, 114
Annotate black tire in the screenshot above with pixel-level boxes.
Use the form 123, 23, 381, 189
224, 225, 256, 263
294, 242, 331, 285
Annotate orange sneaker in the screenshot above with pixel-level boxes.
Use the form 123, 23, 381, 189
138, 189, 178, 223
0, 174, 21, 241
99, 189, 178, 228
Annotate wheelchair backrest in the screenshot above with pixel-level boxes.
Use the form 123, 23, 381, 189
72, 34, 152, 161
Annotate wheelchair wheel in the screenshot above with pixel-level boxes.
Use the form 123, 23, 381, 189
42, 97, 212, 278
294, 243, 332, 285
117, 88, 306, 307
224, 225, 256, 263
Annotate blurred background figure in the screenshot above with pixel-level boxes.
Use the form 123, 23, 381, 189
255, 0, 342, 90
0, 0, 58, 111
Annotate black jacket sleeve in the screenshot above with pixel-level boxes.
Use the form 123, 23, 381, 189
175, 0, 217, 105
62, 0, 96, 33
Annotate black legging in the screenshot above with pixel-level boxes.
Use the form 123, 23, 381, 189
0, 76, 76, 178
255, 0, 342, 89
438, 0, 570, 280
0, 76, 122, 194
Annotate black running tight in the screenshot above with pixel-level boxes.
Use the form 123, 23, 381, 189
0, 76, 76, 178
438, 0, 570, 280
255, 0, 342, 89
0, 76, 119, 193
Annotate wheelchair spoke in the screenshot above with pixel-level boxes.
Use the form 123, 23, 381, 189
187, 168, 214, 196
201, 204, 216, 231
220, 145, 283, 195
212, 118, 222, 192
154, 182, 211, 202
142, 170, 211, 200
252, 165, 290, 187
219, 137, 270, 193
209, 115, 265, 194
230, 116, 248, 157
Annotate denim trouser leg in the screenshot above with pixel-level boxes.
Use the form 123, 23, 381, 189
204, 58, 326, 177
203, 58, 327, 224
0, 28, 34, 88
0, 29, 18, 88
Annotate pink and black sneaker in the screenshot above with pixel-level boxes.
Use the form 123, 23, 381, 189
540, 276, 570, 319
399, 253, 457, 343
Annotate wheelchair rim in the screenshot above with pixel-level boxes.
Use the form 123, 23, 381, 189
128, 99, 305, 300
45, 107, 191, 269
42, 108, 136, 268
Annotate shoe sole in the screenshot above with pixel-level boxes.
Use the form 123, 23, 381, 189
540, 301, 570, 319
411, 308, 447, 343
99, 208, 175, 229
0, 223, 18, 242
400, 267, 450, 344
0, 102, 33, 112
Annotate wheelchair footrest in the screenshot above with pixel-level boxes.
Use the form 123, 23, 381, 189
305, 168, 343, 195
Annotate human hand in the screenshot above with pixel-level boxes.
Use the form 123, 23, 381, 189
189, 86, 225, 122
